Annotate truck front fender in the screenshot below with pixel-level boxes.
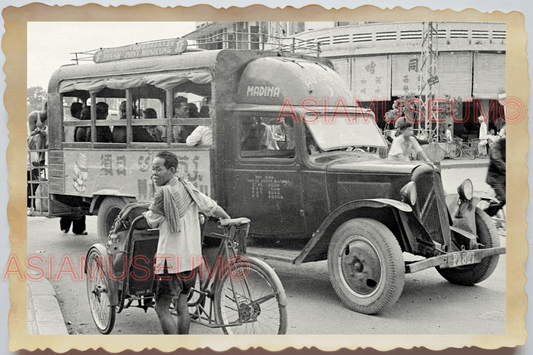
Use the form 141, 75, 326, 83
294, 198, 412, 265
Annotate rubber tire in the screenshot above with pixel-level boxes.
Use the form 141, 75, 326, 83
328, 218, 405, 315
437, 207, 501, 285
426, 142, 445, 162
214, 256, 288, 334
449, 143, 462, 160
463, 145, 476, 160
86, 247, 116, 334
97, 197, 126, 244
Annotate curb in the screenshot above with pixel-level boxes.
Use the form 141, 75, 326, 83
27, 274, 69, 335
439, 158, 489, 170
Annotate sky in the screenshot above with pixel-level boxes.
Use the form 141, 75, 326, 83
27, 22, 197, 89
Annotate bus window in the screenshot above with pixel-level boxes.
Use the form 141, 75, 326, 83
240, 116, 295, 159
62, 99, 84, 143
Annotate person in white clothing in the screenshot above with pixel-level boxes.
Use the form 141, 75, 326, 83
445, 124, 453, 143
388, 122, 431, 163
143, 151, 230, 334
478, 115, 488, 157
185, 126, 212, 146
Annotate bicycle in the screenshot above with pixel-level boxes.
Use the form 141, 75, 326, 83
455, 138, 478, 160
85, 206, 288, 335
425, 139, 461, 161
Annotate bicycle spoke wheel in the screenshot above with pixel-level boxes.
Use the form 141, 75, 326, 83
426, 142, 444, 162
463, 145, 476, 160
86, 247, 116, 334
449, 143, 462, 159
214, 256, 287, 334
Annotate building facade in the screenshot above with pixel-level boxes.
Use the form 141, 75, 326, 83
184, 21, 506, 140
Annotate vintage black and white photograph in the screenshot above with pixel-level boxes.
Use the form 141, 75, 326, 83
3, 3, 529, 353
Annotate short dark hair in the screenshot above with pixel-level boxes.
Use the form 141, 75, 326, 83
398, 122, 413, 131
96, 102, 109, 117
188, 103, 199, 118
199, 106, 210, 118
70, 102, 83, 118
173, 96, 188, 108
80, 106, 91, 120
143, 108, 157, 119
156, 151, 179, 170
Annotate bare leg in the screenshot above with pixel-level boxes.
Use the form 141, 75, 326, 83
176, 294, 190, 334
155, 296, 177, 334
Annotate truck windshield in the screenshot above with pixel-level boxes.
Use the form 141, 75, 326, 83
305, 114, 388, 152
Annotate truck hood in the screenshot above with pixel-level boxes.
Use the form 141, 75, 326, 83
312, 153, 423, 175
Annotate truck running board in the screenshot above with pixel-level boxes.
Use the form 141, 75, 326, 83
246, 246, 301, 264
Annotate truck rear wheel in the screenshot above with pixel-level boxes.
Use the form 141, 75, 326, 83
437, 207, 500, 285
328, 218, 405, 315
97, 197, 126, 244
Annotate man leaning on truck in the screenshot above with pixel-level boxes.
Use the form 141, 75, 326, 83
142, 151, 230, 334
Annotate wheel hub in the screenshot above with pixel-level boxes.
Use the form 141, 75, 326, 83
340, 238, 382, 296
238, 301, 261, 322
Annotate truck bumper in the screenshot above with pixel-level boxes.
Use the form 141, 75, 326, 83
405, 246, 506, 274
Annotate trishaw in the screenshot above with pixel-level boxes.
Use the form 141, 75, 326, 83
85, 203, 288, 335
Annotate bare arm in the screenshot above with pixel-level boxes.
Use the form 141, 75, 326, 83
212, 205, 231, 220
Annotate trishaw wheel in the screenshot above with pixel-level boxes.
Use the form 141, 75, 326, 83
86, 247, 116, 334
97, 197, 126, 244
214, 256, 287, 334
436, 207, 501, 285
327, 218, 405, 315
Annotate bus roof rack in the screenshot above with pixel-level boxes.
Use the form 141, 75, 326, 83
70, 35, 321, 65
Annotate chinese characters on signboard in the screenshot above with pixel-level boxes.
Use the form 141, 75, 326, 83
392, 54, 421, 96
353, 56, 391, 101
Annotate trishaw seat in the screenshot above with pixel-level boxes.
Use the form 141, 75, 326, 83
218, 217, 251, 227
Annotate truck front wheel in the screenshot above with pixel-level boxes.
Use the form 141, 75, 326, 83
97, 197, 126, 244
436, 207, 500, 285
327, 218, 405, 315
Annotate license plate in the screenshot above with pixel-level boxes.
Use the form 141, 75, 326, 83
447, 250, 478, 268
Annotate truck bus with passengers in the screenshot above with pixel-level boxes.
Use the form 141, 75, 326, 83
28, 37, 505, 314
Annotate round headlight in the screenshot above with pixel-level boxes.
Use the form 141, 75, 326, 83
457, 179, 474, 201
400, 181, 417, 205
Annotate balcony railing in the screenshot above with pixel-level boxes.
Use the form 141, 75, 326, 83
292, 22, 506, 52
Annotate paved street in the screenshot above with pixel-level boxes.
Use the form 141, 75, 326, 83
26, 162, 506, 335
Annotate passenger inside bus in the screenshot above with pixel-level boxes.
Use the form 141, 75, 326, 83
241, 117, 262, 150
172, 96, 195, 143
113, 101, 158, 143
186, 105, 212, 147
241, 117, 279, 151
63, 102, 83, 143
258, 117, 279, 150
143, 108, 164, 142
113, 101, 134, 143
280, 117, 295, 150
74, 106, 91, 142
94, 102, 113, 143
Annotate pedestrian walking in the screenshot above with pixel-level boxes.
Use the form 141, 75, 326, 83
478, 116, 488, 157
484, 136, 506, 217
